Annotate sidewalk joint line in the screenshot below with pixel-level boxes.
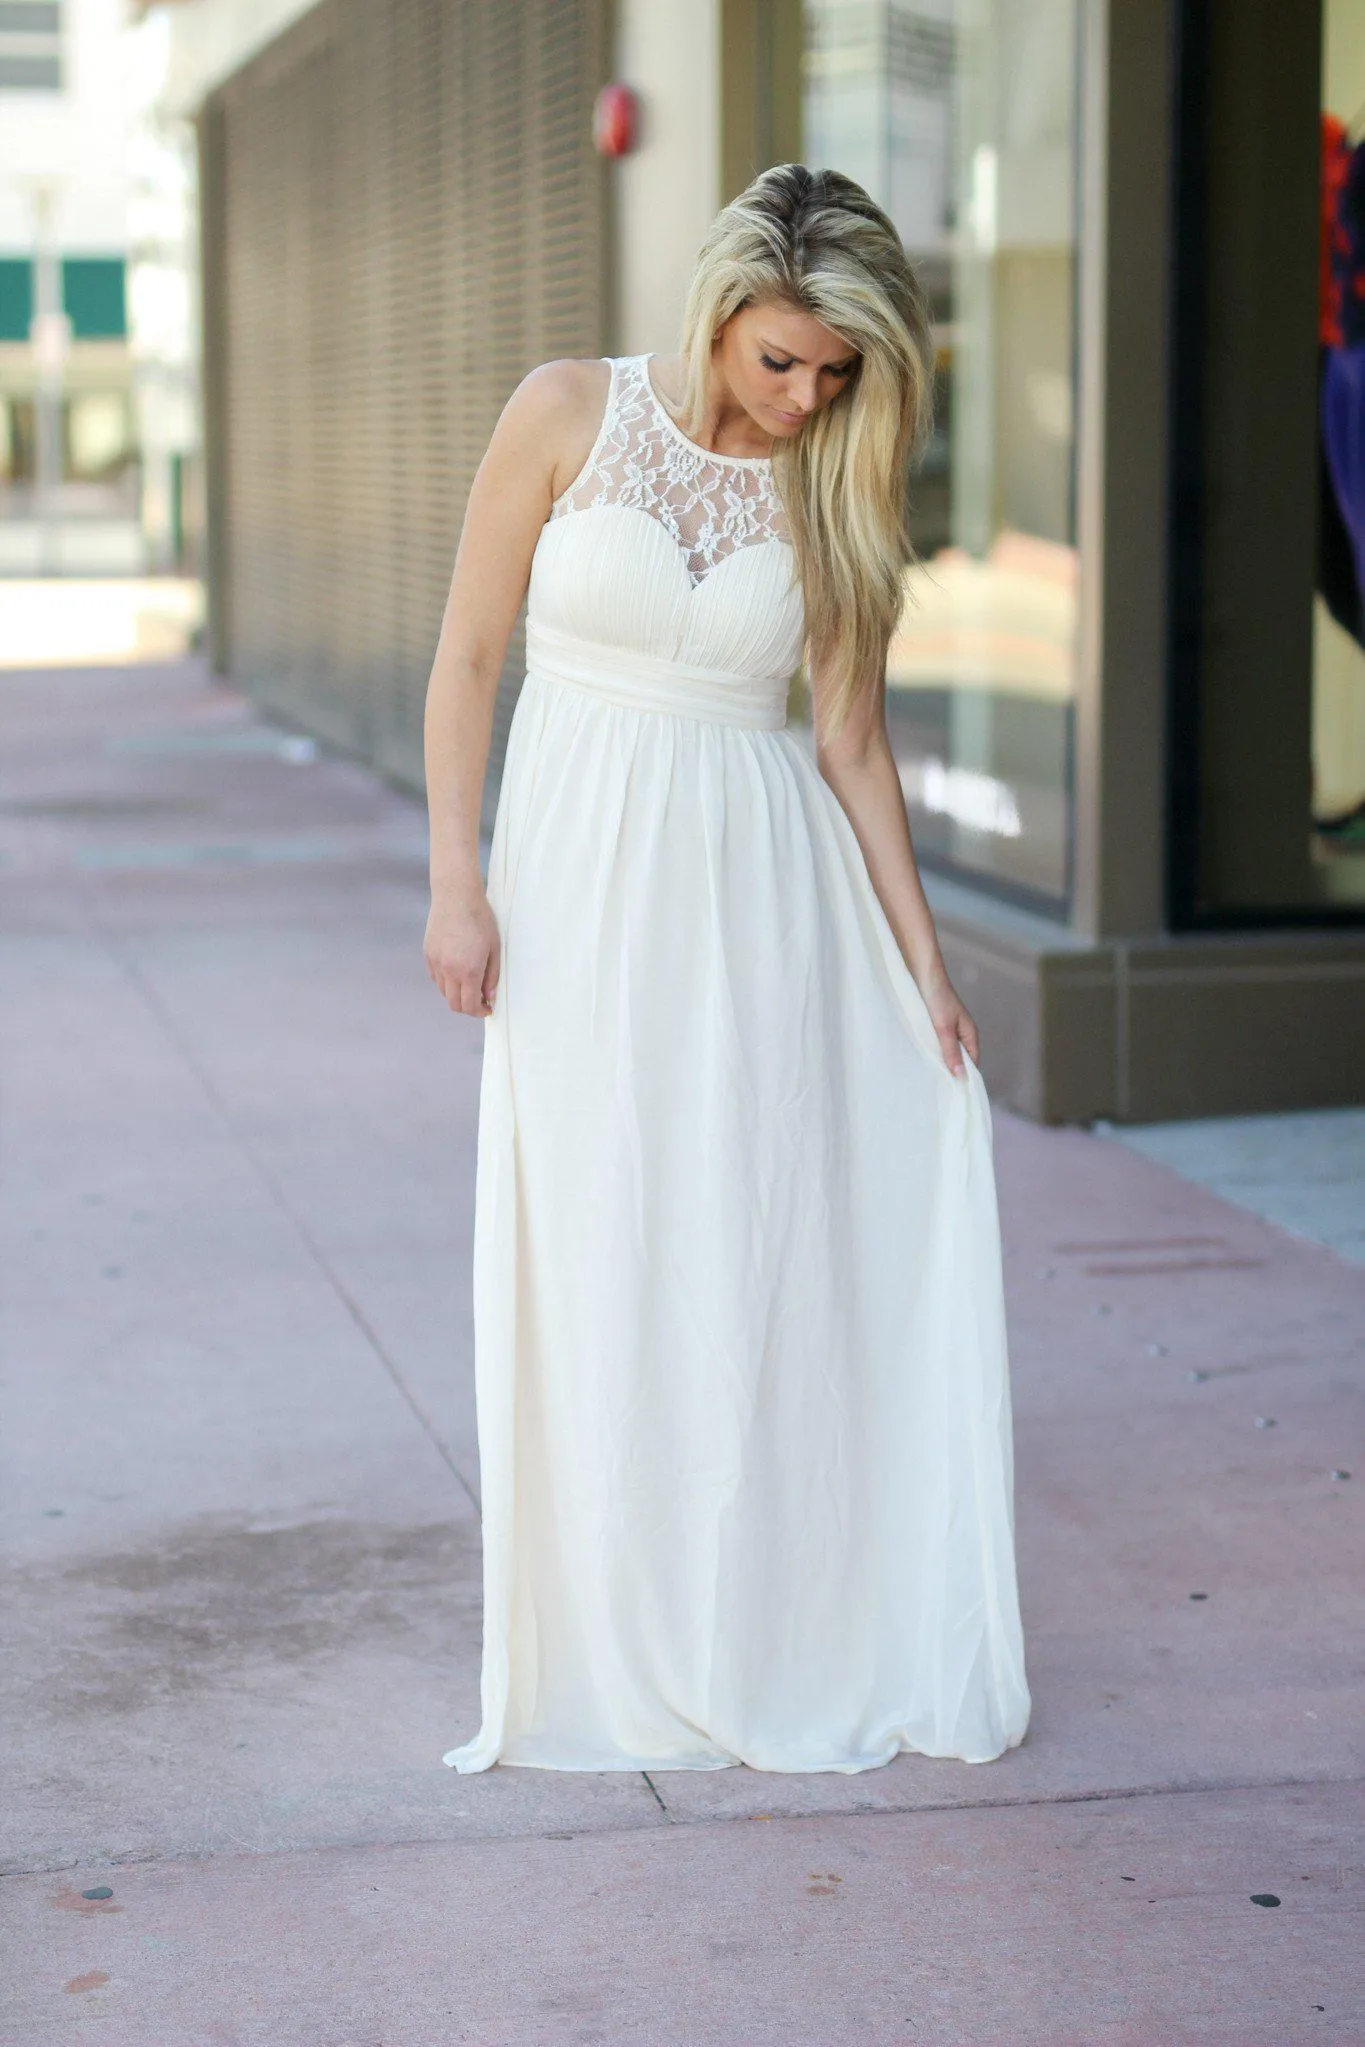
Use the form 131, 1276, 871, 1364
5, 1770, 1359, 1881
641, 1772, 671, 1817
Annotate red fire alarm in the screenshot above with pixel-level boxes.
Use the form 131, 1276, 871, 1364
593, 83, 638, 158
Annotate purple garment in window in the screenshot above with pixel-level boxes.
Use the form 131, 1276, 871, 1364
1322, 343, 1365, 608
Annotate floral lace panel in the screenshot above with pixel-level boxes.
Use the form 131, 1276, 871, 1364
549, 355, 790, 586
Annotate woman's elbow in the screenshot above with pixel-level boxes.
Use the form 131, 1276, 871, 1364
816, 723, 884, 784
428, 637, 501, 704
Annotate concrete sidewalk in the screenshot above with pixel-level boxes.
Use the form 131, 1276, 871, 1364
2, 658, 1361, 2045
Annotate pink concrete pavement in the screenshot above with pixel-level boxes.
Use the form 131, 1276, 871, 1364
1, 659, 1361, 2044
8, 1783, 1361, 2047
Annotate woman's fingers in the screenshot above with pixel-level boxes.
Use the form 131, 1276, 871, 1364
933, 1002, 980, 1078
939, 1022, 965, 1077
482, 929, 501, 1012
422, 944, 493, 1014
444, 954, 498, 1014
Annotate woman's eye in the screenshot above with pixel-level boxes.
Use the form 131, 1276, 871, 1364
760, 354, 795, 373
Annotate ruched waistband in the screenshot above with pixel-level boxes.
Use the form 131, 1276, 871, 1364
525, 619, 789, 730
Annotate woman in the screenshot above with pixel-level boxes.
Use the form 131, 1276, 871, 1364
424, 164, 1030, 1775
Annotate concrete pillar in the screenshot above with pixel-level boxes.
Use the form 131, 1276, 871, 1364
612, 0, 722, 356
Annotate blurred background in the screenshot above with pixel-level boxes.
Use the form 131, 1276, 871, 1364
2, 0, 1363, 1122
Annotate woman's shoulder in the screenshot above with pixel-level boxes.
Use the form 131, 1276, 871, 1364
492, 357, 618, 504
501, 355, 613, 436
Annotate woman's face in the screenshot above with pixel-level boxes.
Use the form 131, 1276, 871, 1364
714, 301, 859, 440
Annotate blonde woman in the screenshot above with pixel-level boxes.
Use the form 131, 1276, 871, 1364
425, 165, 1030, 1774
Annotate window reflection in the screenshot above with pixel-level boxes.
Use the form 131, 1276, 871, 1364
804, 0, 1080, 908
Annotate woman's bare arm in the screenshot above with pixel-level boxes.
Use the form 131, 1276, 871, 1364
812, 660, 979, 1077
422, 358, 607, 1016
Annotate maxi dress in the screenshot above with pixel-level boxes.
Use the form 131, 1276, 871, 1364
444, 353, 1031, 1774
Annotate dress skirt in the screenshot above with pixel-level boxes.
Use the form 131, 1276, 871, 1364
444, 664, 1031, 1774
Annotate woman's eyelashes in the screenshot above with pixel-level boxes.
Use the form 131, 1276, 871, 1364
759, 353, 858, 378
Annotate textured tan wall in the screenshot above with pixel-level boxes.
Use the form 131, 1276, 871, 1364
201, 0, 609, 825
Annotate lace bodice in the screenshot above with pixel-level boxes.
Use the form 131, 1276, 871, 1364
549, 354, 791, 586
526, 352, 805, 698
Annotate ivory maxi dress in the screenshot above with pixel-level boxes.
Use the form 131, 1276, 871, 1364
444, 354, 1031, 1774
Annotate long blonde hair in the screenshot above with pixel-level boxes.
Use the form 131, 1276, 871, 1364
679, 165, 934, 736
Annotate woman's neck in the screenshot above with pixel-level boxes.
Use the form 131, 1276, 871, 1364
652, 351, 775, 461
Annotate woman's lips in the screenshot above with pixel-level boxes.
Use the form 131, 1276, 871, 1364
771, 407, 806, 427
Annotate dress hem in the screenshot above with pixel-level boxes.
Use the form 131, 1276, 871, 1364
442, 1728, 1028, 1776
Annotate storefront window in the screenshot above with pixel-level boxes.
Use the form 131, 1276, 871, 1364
804, 0, 1081, 909
1315, 0, 1365, 900
1169, 0, 1365, 924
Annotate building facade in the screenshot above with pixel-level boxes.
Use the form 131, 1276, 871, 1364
166, 0, 1365, 1121
0, 0, 202, 575
0, 0, 142, 572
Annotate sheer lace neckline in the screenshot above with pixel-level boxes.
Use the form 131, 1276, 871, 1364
643, 355, 774, 470
547, 355, 791, 589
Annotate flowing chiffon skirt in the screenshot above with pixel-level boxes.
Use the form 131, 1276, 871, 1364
444, 666, 1031, 1774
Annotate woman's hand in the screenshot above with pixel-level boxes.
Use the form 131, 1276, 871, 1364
916, 960, 980, 1078
424, 884, 501, 1017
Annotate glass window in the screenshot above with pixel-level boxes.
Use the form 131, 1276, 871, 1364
0, 1, 61, 91
0, 2, 61, 24
804, 0, 1081, 910
1169, 0, 1364, 924
1315, 0, 1365, 901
